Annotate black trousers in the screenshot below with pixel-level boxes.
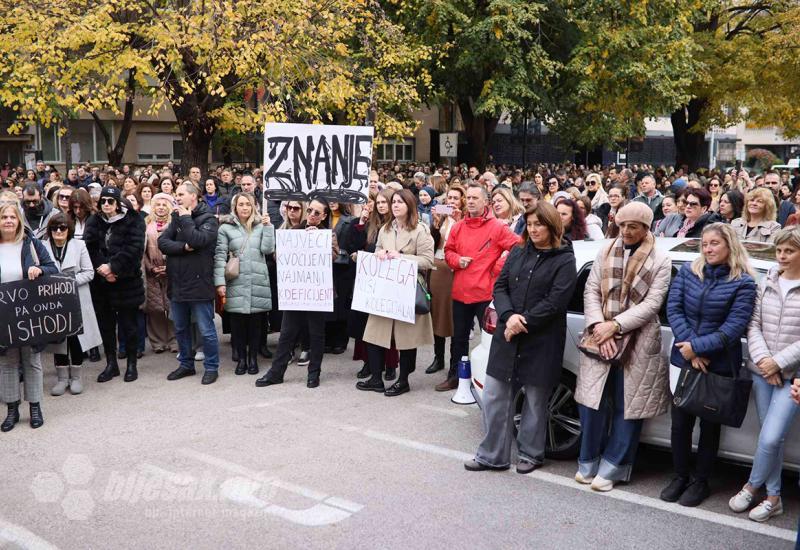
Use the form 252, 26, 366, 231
449, 300, 489, 377
95, 300, 138, 361
266, 311, 325, 380
670, 405, 722, 482
367, 343, 416, 384
54, 335, 84, 366
229, 313, 262, 360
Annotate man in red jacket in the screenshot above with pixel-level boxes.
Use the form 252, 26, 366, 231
439, 183, 520, 390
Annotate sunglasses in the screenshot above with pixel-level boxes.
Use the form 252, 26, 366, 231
51, 225, 69, 232
99, 197, 117, 205
58, 194, 72, 200
286, 205, 301, 212
685, 200, 701, 207
306, 208, 323, 216
23, 199, 39, 206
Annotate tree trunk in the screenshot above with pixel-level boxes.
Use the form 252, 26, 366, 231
178, 121, 214, 176
92, 69, 136, 168
458, 99, 498, 169
671, 98, 708, 172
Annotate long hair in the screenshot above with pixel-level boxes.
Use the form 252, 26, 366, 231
308, 197, 332, 229
556, 198, 587, 241
491, 186, 523, 219
519, 202, 563, 250
0, 203, 25, 243
369, 189, 395, 243
231, 192, 258, 233
691, 223, 755, 281
722, 189, 744, 221
447, 184, 467, 215
279, 200, 306, 229
384, 189, 419, 231
743, 187, 777, 222
68, 188, 94, 222
145, 195, 176, 225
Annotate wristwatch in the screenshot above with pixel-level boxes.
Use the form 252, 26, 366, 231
612, 320, 622, 334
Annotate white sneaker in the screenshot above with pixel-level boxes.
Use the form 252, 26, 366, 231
194, 351, 205, 361
728, 488, 754, 513
749, 499, 783, 522
590, 475, 615, 492
574, 471, 594, 485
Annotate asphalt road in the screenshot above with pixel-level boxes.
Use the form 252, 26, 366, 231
1, 332, 798, 549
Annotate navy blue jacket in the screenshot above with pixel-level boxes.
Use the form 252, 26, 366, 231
666, 263, 756, 375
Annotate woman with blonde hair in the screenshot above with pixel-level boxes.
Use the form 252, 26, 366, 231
661, 222, 756, 507
214, 193, 275, 376
0, 203, 58, 431
583, 173, 609, 214
491, 187, 523, 229
144, 193, 178, 353
731, 187, 781, 243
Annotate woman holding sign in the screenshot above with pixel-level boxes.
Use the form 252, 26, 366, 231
42, 213, 102, 396
357, 189, 435, 397
214, 193, 275, 376
0, 202, 58, 431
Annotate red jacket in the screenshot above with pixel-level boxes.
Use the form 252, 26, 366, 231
445, 208, 520, 304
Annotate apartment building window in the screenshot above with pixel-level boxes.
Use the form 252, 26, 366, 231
136, 132, 182, 162
37, 120, 112, 163
375, 139, 415, 162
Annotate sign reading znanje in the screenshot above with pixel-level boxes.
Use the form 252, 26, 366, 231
351, 251, 417, 324
275, 228, 334, 312
262, 123, 374, 206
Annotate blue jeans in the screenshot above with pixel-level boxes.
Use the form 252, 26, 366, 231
748, 375, 800, 496
171, 301, 219, 372
578, 367, 644, 482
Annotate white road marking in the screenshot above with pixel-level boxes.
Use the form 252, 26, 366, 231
413, 404, 470, 418
0, 517, 59, 550
139, 463, 195, 486
227, 397, 296, 412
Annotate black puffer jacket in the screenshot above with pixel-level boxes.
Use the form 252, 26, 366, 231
487, 240, 577, 389
157, 202, 218, 302
83, 204, 146, 309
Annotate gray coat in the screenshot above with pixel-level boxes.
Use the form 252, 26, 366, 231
213, 216, 275, 314
43, 239, 103, 352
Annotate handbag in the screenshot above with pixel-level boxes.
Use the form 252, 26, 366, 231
224, 233, 250, 281
415, 272, 431, 315
670, 291, 752, 428
577, 329, 634, 366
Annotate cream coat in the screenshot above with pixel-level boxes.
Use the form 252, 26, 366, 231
575, 243, 672, 419
362, 222, 435, 350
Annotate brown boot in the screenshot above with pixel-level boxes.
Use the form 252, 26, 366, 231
435, 377, 458, 392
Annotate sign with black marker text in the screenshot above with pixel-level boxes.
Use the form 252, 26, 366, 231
0, 275, 83, 348
263, 123, 374, 207
275, 229, 334, 312
351, 251, 417, 324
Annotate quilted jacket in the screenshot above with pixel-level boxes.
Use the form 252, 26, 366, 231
666, 263, 756, 376
746, 266, 800, 379
575, 242, 672, 419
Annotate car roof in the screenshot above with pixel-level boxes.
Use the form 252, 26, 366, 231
571, 237, 777, 273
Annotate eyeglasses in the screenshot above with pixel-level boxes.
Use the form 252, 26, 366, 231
286, 205, 301, 212
99, 197, 117, 205
306, 208, 322, 216
51, 225, 69, 232
58, 194, 71, 201
685, 200, 701, 207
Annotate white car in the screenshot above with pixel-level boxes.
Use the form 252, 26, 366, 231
469, 237, 800, 469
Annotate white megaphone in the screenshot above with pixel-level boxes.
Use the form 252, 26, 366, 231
451, 355, 476, 405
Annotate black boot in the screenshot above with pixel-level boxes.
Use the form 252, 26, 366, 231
235, 342, 248, 375
97, 347, 120, 383
426, 336, 446, 374
1, 401, 19, 432
425, 356, 444, 374
29, 402, 44, 429
247, 347, 259, 375
124, 355, 138, 382
88, 347, 101, 362
232, 347, 240, 363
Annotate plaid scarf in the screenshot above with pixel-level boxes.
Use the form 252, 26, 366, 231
600, 232, 657, 319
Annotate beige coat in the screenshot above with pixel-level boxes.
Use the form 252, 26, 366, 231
362, 222, 435, 350
574, 244, 672, 420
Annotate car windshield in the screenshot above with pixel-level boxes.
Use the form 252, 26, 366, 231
670, 239, 777, 263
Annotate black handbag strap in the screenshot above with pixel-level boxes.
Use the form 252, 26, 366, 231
691, 285, 741, 379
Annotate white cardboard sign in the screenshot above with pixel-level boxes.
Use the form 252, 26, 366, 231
275, 229, 333, 312
351, 251, 418, 323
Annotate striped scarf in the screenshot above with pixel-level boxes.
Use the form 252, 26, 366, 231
600, 232, 657, 319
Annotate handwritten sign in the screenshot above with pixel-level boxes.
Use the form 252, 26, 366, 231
275, 229, 334, 312
262, 123, 374, 206
351, 251, 418, 323
0, 275, 83, 348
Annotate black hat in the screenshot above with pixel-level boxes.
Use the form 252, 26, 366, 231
99, 186, 122, 201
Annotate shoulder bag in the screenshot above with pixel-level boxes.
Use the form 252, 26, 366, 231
224, 232, 250, 281
671, 291, 752, 428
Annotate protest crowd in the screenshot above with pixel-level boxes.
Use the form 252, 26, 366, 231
4, 156, 800, 529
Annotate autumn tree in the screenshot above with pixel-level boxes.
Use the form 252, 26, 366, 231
0, 0, 428, 173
